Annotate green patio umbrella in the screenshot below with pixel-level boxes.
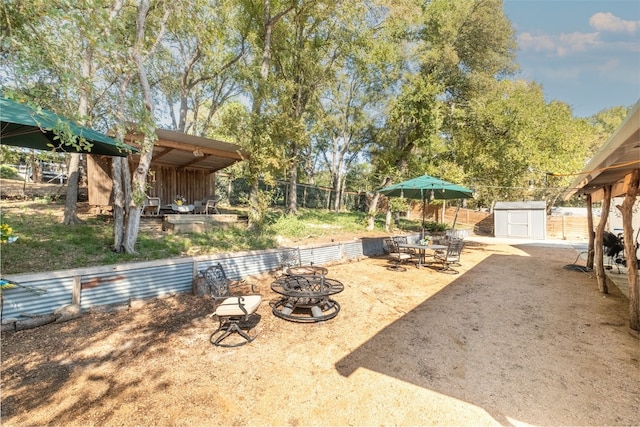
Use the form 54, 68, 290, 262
0, 97, 136, 157
379, 174, 474, 231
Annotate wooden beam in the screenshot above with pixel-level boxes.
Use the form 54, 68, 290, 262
588, 173, 633, 202
155, 138, 245, 160
152, 146, 175, 161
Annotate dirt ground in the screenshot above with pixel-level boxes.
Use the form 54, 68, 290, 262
1, 234, 639, 426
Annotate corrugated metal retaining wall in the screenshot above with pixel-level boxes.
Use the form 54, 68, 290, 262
1, 237, 393, 322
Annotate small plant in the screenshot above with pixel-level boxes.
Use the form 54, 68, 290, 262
174, 195, 187, 206
419, 235, 431, 245
0, 222, 13, 243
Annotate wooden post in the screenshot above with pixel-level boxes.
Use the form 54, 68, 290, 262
586, 194, 595, 269
72, 275, 82, 305
616, 169, 639, 331
594, 186, 612, 294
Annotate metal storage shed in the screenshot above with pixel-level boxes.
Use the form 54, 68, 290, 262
494, 201, 547, 239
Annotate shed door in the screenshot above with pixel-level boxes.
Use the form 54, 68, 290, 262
507, 210, 530, 237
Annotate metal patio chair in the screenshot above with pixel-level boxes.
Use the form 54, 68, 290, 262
143, 194, 161, 216
392, 235, 419, 259
204, 263, 262, 348
277, 247, 328, 277
434, 239, 465, 274
383, 237, 412, 272
203, 195, 221, 214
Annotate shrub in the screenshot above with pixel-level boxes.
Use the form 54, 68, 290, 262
424, 221, 448, 232
0, 165, 19, 180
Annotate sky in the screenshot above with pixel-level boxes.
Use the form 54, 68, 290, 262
503, 0, 640, 118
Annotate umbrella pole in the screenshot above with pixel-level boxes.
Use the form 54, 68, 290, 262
421, 196, 426, 239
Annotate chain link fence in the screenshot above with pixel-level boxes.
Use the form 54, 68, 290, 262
215, 174, 367, 212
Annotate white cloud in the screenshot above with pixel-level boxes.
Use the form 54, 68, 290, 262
590, 12, 640, 33
517, 31, 600, 57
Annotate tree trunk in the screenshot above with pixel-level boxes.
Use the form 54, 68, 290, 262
616, 168, 639, 331
111, 157, 125, 252
331, 173, 341, 212
287, 145, 298, 215
248, 180, 261, 229
62, 154, 82, 225
594, 185, 612, 294
366, 192, 380, 231
64, 38, 95, 226
112, 75, 133, 252
385, 208, 392, 232
123, 0, 162, 254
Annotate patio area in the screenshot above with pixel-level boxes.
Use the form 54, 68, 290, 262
1, 238, 638, 426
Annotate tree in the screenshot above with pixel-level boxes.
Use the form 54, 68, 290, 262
152, 0, 247, 135
240, 0, 296, 228
450, 80, 593, 208
1, 1, 118, 225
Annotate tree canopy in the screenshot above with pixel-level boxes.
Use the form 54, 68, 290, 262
1, 0, 631, 229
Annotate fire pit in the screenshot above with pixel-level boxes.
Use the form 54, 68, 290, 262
271, 274, 344, 322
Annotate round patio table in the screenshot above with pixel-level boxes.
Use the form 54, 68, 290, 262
271, 275, 343, 323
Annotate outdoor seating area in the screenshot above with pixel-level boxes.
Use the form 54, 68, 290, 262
4, 240, 639, 426
140, 195, 223, 216
384, 234, 465, 272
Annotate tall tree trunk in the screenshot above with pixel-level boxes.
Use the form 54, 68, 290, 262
594, 185, 612, 294
286, 150, 300, 215
368, 177, 391, 231
123, 0, 164, 253
112, 157, 125, 251
247, 0, 294, 227
63, 47, 94, 225
287, 149, 298, 215
112, 75, 133, 252
616, 169, 639, 331
62, 154, 82, 225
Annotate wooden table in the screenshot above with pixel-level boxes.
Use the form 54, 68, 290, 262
398, 243, 447, 268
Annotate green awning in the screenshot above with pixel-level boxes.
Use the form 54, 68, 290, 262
0, 97, 137, 157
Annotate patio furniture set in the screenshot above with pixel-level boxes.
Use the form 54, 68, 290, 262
203, 237, 465, 348
143, 194, 221, 216
384, 235, 465, 274
202, 247, 345, 348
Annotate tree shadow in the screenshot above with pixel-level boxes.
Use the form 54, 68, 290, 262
1, 293, 214, 425
335, 245, 637, 426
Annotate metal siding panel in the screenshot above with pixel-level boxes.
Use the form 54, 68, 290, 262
195, 252, 280, 279
361, 237, 385, 256
342, 242, 364, 259
2, 277, 73, 319
81, 263, 194, 308
1, 240, 393, 322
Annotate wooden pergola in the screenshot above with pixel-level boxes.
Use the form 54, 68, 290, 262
87, 129, 248, 208
564, 100, 640, 331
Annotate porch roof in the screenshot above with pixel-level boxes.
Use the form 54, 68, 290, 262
563, 100, 640, 202
125, 129, 248, 173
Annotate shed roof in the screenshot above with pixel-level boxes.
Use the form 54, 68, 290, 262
125, 129, 248, 173
494, 201, 547, 210
563, 100, 640, 202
